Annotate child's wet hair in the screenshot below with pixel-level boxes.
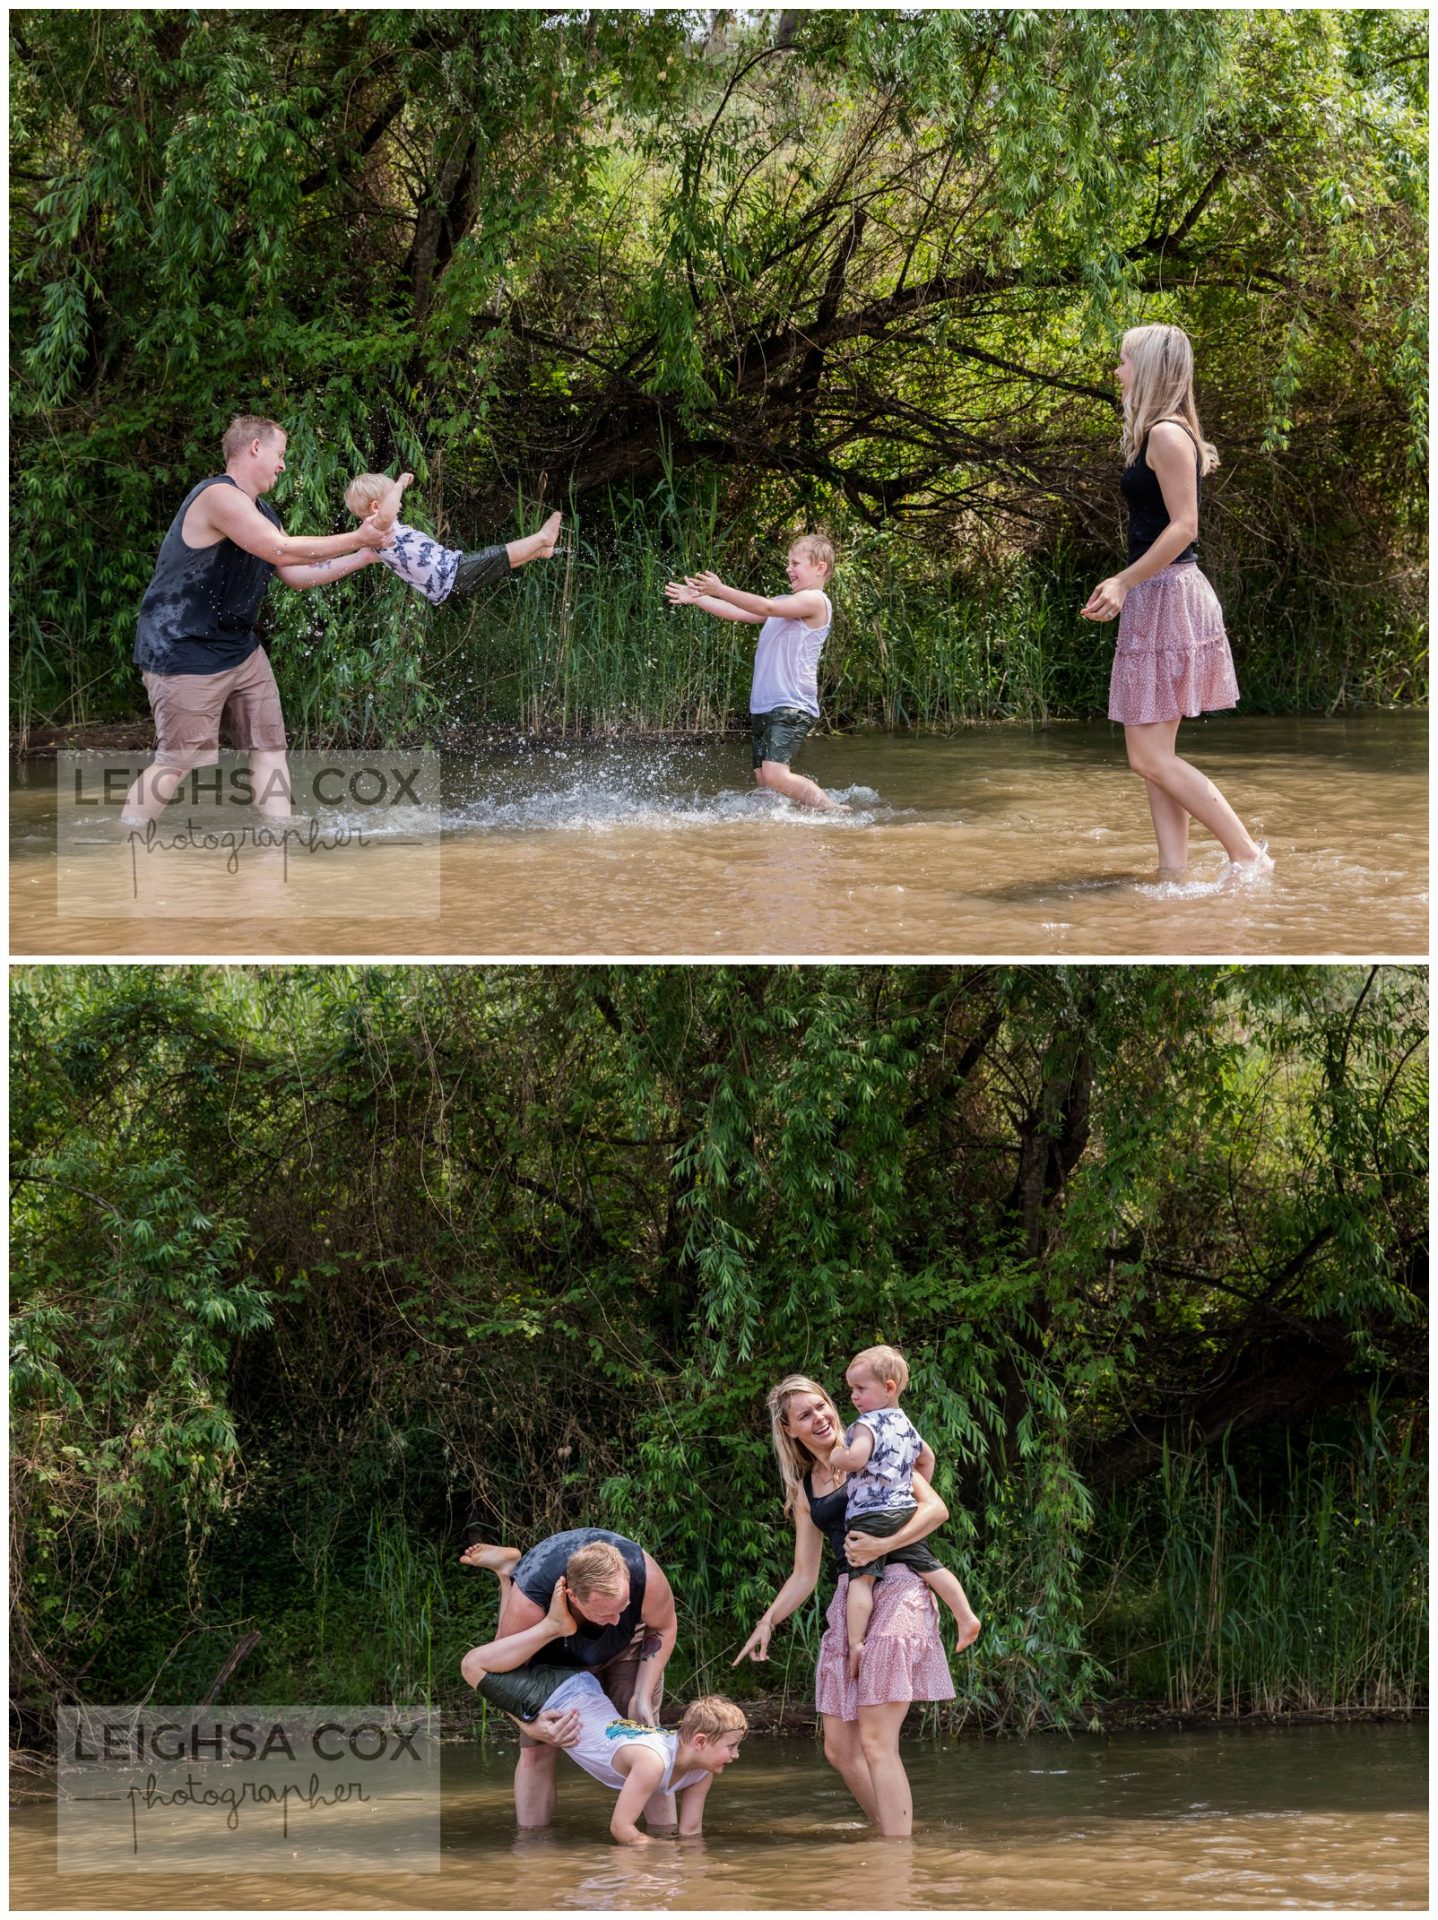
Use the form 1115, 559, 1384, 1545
345, 472, 392, 517
850, 1343, 909, 1393
788, 530, 835, 574
679, 1695, 748, 1740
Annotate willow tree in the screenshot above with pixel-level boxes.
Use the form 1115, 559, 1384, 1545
11, 10, 1426, 733
11, 964, 1426, 1731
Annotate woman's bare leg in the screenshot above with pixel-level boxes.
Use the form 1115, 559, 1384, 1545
857, 1700, 914, 1837
1124, 720, 1266, 866
1144, 777, 1192, 877
822, 1713, 880, 1823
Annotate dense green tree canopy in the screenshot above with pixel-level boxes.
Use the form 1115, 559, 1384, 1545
9, 10, 1428, 734
11, 965, 1426, 1732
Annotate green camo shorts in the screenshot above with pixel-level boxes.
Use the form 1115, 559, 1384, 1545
751, 705, 815, 769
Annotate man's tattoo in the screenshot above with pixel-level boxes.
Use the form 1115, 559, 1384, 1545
639, 1632, 664, 1661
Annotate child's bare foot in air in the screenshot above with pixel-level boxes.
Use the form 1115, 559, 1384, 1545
505, 513, 564, 569
953, 1608, 982, 1654
459, 1541, 521, 1575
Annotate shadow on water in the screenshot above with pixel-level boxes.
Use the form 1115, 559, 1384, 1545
9, 713, 1427, 956
9, 1722, 1428, 1910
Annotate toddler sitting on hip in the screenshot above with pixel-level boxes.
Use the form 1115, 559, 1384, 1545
826, 1343, 982, 1679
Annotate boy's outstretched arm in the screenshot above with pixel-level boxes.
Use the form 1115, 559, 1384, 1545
826, 1423, 875, 1474
664, 580, 764, 625
676, 1773, 714, 1837
686, 571, 826, 622
369, 471, 415, 533
611, 1748, 667, 1845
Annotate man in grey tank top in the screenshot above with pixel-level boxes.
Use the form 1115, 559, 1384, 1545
122, 414, 391, 825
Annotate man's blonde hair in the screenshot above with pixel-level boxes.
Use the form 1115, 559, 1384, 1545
345, 472, 392, 518
850, 1343, 909, 1394
223, 414, 284, 463
788, 530, 835, 575
565, 1540, 628, 1600
679, 1695, 748, 1741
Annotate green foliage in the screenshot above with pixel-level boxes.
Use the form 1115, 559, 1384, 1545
10, 964, 1427, 1736
9, 10, 1427, 739
1091, 1407, 1426, 1716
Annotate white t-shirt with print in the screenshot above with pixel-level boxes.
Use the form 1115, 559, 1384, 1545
844, 1406, 923, 1519
374, 520, 462, 605
544, 1671, 706, 1795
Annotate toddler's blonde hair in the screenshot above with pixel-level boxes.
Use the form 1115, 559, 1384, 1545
679, 1695, 748, 1740
345, 471, 393, 517
850, 1343, 909, 1394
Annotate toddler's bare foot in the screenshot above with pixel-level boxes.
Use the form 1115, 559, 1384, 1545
459, 1540, 520, 1574
953, 1612, 982, 1654
536, 510, 562, 557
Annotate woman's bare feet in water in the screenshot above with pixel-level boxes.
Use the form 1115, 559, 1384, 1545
1223, 842, 1274, 883
459, 1541, 522, 1576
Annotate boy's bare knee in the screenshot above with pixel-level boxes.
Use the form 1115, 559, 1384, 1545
517, 1742, 557, 1772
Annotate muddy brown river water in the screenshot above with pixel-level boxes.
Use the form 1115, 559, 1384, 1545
9, 1721, 1427, 1909
9, 714, 1426, 956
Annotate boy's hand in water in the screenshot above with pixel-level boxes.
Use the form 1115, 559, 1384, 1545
664, 580, 702, 605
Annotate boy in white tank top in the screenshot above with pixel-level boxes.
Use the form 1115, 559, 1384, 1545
464, 1648, 746, 1845
665, 533, 839, 810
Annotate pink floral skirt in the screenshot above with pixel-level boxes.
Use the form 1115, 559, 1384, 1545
1108, 562, 1240, 725
814, 1567, 956, 1719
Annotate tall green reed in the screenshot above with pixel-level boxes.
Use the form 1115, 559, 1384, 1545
1087, 1406, 1426, 1718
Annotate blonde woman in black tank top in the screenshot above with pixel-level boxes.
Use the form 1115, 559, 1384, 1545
1081, 324, 1272, 884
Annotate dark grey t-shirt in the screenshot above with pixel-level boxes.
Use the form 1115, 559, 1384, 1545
134, 476, 283, 675
512, 1528, 647, 1670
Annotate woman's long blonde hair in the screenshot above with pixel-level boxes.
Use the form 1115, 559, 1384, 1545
766, 1374, 847, 1516
1120, 323, 1220, 475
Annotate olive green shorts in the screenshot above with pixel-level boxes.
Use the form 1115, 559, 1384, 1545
476, 1628, 658, 1743
751, 705, 815, 769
